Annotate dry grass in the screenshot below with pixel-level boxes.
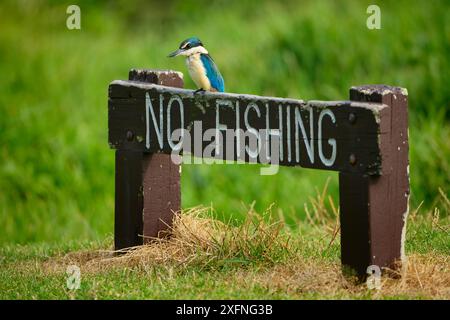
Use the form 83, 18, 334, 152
43, 206, 293, 274
236, 253, 450, 299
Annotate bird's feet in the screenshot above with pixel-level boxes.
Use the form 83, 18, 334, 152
194, 88, 205, 94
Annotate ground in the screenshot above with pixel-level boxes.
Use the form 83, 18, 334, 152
1, 189, 449, 300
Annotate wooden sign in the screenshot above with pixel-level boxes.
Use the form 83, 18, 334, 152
109, 81, 388, 175
108, 69, 409, 279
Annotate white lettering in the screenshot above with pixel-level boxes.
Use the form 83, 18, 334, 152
318, 109, 337, 167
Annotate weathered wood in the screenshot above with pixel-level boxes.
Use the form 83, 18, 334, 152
132, 71, 183, 245
114, 149, 143, 250
113, 69, 183, 250
340, 85, 409, 277
129, 69, 184, 88
142, 153, 180, 241
109, 81, 388, 175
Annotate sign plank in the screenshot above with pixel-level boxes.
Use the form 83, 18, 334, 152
109, 80, 389, 175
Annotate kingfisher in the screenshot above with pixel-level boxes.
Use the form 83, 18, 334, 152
168, 37, 225, 93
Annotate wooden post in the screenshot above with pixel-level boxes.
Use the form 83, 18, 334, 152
114, 69, 183, 250
339, 85, 409, 277
114, 150, 143, 250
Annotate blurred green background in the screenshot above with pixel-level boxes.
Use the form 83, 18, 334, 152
0, 0, 449, 244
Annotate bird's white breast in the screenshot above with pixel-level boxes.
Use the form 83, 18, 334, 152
186, 54, 211, 91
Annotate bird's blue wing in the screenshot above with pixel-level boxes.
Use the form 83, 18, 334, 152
200, 54, 225, 92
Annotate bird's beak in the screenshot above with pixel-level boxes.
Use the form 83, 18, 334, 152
167, 49, 183, 58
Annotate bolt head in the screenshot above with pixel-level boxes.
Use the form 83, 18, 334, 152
349, 154, 357, 165
348, 113, 356, 124
126, 130, 134, 141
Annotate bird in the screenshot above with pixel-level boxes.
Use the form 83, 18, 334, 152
168, 37, 225, 93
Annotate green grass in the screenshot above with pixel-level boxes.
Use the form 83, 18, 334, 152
0, 0, 449, 246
